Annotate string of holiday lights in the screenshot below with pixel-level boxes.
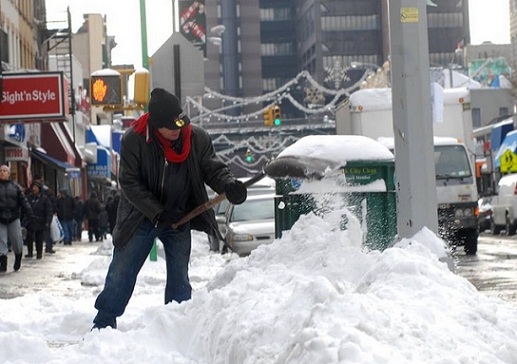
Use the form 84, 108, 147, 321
185, 68, 371, 123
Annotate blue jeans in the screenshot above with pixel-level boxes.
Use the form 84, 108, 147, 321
60, 219, 74, 244
93, 219, 192, 328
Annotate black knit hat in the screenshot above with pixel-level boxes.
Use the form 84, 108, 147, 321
31, 181, 42, 191
148, 88, 190, 130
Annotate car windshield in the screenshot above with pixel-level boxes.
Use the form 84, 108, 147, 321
231, 198, 274, 222
434, 145, 472, 178
214, 199, 230, 216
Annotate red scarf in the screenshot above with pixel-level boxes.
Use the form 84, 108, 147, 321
132, 113, 192, 163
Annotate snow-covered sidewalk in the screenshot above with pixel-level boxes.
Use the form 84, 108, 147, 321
1, 216, 517, 363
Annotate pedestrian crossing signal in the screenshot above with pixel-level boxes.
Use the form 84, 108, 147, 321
90, 73, 122, 106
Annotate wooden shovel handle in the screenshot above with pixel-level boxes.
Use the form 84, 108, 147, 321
171, 172, 266, 229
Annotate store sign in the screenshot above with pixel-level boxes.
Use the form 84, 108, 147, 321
0, 72, 68, 122
5, 146, 29, 161
87, 147, 111, 179
5, 123, 26, 143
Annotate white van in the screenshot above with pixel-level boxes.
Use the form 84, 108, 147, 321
378, 137, 479, 254
489, 173, 517, 235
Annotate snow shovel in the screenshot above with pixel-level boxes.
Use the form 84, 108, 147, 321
263, 155, 342, 180
171, 171, 267, 229
171, 155, 340, 229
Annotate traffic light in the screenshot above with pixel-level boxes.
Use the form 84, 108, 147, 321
272, 105, 281, 126
133, 68, 150, 105
90, 70, 123, 106
263, 107, 273, 126
245, 149, 253, 163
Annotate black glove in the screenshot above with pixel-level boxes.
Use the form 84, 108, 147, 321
224, 180, 247, 205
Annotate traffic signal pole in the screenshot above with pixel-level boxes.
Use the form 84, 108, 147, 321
140, 0, 150, 71
389, 1, 438, 238
139, 0, 158, 262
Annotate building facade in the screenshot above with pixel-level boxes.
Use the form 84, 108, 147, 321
199, 0, 471, 120
0, 1, 118, 201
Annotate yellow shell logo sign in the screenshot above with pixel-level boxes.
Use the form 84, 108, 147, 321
92, 79, 108, 103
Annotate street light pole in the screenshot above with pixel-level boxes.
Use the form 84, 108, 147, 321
171, 0, 176, 33
389, 1, 438, 238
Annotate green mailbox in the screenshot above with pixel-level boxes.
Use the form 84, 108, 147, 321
265, 135, 397, 251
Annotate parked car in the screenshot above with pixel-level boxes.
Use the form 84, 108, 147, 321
489, 173, 517, 235
478, 196, 493, 232
222, 193, 276, 256
209, 176, 276, 253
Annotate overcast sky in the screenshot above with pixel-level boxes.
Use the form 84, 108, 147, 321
45, 0, 511, 69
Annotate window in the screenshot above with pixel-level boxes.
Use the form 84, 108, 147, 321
0, 29, 8, 64
472, 108, 481, 128
261, 43, 295, 56
499, 107, 509, 116
231, 198, 275, 222
321, 15, 380, 31
435, 145, 472, 178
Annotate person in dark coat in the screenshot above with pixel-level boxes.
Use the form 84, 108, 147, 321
73, 196, 84, 241
25, 182, 54, 258
105, 194, 119, 234
92, 88, 247, 330
55, 189, 75, 245
98, 204, 109, 240
0, 165, 32, 272
83, 192, 102, 242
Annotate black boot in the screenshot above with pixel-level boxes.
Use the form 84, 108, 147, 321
0, 255, 7, 272
13, 254, 22, 271
26, 241, 33, 258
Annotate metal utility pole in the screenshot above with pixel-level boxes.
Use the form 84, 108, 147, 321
67, 7, 76, 143
389, 1, 438, 238
139, 0, 150, 71
139, 0, 157, 262
171, 0, 176, 33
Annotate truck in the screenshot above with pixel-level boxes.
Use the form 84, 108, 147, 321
488, 172, 517, 235
336, 87, 479, 254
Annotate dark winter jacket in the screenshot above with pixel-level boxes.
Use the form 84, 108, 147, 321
74, 200, 84, 222
26, 192, 53, 232
55, 192, 75, 221
0, 180, 32, 224
83, 195, 102, 220
105, 195, 119, 229
113, 124, 235, 248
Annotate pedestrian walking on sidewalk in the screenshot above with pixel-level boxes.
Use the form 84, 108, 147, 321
55, 189, 75, 245
98, 204, 108, 241
25, 181, 54, 258
105, 194, 119, 235
92, 88, 247, 329
0, 165, 32, 272
73, 196, 84, 241
83, 193, 102, 242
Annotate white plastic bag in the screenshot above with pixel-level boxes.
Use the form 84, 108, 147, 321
50, 215, 64, 243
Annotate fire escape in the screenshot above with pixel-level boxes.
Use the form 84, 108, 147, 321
45, 7, 76, 140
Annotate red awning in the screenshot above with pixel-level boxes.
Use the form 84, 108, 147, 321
41, 123, 83, 168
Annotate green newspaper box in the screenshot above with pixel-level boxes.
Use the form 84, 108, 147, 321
265, 135, 397, 251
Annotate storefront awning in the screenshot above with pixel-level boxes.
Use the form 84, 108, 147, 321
32, 148, 76, 170
41, 123, 80, 167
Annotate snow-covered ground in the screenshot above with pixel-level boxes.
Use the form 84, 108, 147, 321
1, 208, 517, 363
